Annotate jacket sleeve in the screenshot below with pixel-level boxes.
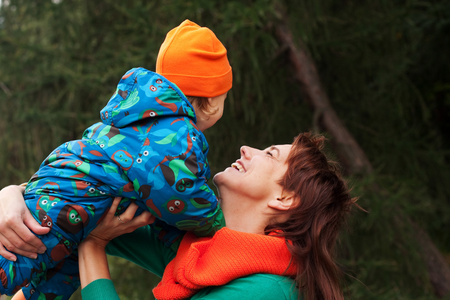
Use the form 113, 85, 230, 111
81, 279, 120, 300
82, 226, 180, 300
106, 224, 179, 277
128, 117, 225, 237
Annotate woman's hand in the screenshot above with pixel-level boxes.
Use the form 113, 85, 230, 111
84, 197, 156, 248
79, 197, 155, 288
0, 185, 50, 261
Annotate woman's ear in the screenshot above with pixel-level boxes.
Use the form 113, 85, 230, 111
268, 192, 296, 211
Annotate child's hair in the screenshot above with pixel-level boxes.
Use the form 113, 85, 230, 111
186, 96, 219, 117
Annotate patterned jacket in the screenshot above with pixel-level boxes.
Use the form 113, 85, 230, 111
24, 67, 224, 244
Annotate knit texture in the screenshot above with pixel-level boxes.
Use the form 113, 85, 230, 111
156, 19, 232, 98
153, 227, 298, 300
81, 279, 119, 300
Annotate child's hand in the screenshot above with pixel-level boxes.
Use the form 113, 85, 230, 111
84, 197, 155, 248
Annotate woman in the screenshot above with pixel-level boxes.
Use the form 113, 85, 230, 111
0, 132, 355, 300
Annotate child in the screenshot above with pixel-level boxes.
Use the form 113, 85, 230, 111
0, 20, 232, 300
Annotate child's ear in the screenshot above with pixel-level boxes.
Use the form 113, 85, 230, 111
207, 97, 214, 106
268, 193, 296, 211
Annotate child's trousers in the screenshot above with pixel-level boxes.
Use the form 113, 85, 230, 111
0, 230, 80, 300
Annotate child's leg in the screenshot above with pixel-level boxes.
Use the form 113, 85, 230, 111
0, 253, 44, 296
0, 230, 75, 299
21, 254, 80, 300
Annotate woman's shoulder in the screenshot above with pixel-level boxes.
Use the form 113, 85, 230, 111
192, 274, 300, 300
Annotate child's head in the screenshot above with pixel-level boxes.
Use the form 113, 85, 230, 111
186, 93, 227, 131
156, 20, 232, 131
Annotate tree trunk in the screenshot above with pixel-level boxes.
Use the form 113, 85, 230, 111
274, 24, 372, 176
274, 19, 450, 298
411, 221, 450, 297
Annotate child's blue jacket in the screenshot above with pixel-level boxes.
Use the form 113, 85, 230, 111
24, 67, 224, 244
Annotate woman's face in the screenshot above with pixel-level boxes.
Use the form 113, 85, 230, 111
213, 144, 292, 202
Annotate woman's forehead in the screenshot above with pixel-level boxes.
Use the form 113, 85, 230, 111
263, 144, 291, 150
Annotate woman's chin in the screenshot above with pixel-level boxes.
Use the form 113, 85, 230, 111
213, 167, 231, 182
212, 168, 235, 191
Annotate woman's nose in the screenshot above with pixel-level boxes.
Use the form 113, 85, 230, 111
240, 146, 258, 159
240, 146, 251, 159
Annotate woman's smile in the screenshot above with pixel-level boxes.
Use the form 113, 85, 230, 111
231, 160, 245, 173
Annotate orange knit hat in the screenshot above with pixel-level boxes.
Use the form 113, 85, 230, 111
156, 20, 232, 98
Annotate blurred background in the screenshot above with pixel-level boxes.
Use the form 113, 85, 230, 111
1, 0, 449, 299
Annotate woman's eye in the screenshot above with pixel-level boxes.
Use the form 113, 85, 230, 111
266, 151, 273, 157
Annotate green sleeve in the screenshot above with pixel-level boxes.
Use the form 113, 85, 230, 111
105, 224, 181, 277
81, 279, 119, 300
81, 225, 182, 300
192, 274, 301, 300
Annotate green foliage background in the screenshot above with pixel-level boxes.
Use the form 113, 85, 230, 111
1, 0, 449, 299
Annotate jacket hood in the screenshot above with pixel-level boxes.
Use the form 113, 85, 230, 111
100, 67, 196, 128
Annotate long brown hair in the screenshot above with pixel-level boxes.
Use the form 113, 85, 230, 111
266, 132, 356, 300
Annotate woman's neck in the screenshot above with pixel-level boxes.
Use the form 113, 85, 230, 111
219, 192, 272, 235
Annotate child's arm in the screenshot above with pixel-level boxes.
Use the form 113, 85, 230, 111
130, 119, 226, 237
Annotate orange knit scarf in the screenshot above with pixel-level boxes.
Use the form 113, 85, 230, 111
153, 227, 298, 300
